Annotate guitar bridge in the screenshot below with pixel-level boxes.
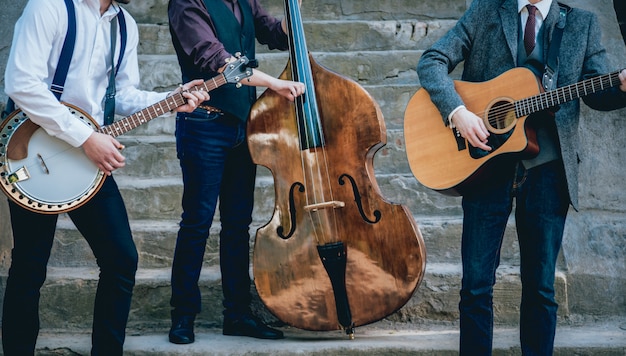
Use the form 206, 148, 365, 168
5, 166, 30, 184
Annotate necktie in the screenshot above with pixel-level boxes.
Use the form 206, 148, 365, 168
524, 5, 537, 55
225, 0, 241, 24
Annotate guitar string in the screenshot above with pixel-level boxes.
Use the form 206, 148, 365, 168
475, 73, 618, 128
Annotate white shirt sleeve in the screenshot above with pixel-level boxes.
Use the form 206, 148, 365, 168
4, 1, 169, 147
4, 0, 93, 147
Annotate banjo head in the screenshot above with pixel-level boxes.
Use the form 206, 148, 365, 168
0, 105, 105, 214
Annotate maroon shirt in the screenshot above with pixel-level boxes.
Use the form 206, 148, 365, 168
168, 0, 288, 74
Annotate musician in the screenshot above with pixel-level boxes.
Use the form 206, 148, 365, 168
167, 0, 305, 344
416, 0, 626, 354
2, 0, 208, 354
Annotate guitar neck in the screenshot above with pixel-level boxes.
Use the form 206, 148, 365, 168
515, 70, 622, 117
98, 74, 227, 137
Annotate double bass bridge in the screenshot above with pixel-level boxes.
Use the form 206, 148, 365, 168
303, 200, 345, 212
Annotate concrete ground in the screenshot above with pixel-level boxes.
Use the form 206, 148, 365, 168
25, 319, 626, 355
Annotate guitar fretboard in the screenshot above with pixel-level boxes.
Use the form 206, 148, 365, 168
98, 75, 227, 137
515, 70, 622, 117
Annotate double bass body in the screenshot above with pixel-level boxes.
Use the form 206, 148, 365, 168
247, 0, 425, 335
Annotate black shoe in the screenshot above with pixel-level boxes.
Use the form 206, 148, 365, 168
169, 312, 195, 344
223, 314, 284, 340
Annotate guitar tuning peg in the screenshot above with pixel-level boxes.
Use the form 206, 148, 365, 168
234, 52, 242, 58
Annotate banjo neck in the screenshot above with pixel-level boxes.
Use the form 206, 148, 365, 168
97, 77, 226, 137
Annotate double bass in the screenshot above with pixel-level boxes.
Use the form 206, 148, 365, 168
247, 0, 426, 338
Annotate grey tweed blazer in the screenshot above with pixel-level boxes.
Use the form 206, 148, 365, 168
416, 0, 626, 209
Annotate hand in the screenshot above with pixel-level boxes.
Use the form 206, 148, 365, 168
82, 132, 126, 176
270, 78, 306, 102
451, 107, 491, 151
171, 79, 211, 113
619, 69, 626, 92
234, 67, 305, 101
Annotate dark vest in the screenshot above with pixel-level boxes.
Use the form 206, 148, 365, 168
517, 17, 560, 168
182, 0, 257, 121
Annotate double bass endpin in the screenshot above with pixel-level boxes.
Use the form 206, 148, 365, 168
345, 325, 355, 340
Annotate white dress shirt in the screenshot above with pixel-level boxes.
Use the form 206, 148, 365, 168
448, 0, 554, 128
4, 0, 167, 147
518, 0, 552, 39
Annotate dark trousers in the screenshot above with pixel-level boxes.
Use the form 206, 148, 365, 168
170, 110, 256, 319
459, 160, 569, 356
2, 176, 138, 356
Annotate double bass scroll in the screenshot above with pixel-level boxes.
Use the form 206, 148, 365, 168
247, 0, 426, 338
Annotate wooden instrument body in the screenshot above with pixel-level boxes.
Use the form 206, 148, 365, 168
404, 67, 541, 195
247, 57, 426, 331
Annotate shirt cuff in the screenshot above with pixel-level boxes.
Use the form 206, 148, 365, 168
447, 105, 466, 128
56, 120, 95, 148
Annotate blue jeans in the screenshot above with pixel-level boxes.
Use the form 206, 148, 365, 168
170, 110, 256, 319
2, 176, 137, 356
459, 160, 569, 356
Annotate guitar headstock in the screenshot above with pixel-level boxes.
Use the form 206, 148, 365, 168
223, 55, 258, 88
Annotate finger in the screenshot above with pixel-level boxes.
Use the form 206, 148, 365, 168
99, 163, 113, 176
185, 91, 206, 103
182, 79, 203, 92
474, 128, 489, 142
474, 138, 491, 151
196, 91, 210, 101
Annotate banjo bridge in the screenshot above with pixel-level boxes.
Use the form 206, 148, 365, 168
5, 166, 30, 184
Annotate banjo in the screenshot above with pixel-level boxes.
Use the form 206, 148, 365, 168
0, 56, 254, 214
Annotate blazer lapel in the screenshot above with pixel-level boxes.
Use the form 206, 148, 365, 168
499, 0, 520, 66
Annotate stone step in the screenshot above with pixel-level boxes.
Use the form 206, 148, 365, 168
114, 126, 424, 179
90, 174, 460, 225
51, 212, 528, 271
30, 320, 626, 356
115, 84, 419, 141
123, 0, 468, 24
0, 263, 569, 332
137, 20, 456, 55
137, 51, 430, 90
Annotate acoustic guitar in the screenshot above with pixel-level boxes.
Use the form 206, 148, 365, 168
404, 67, 623, 196
0, 56, 253, 214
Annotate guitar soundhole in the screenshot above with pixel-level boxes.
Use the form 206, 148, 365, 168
486, 100, 516, 134
470, 98, 516, 160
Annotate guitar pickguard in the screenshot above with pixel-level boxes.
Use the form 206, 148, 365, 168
469, 129, 514, 159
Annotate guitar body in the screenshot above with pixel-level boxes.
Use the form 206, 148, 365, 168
0, 104, 104, 214
404, 67, 542, 195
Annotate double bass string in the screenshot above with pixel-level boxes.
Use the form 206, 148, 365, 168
285, 0, 340, 246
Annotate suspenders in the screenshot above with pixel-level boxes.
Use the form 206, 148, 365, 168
2, 0, 128, 122
50, 0, 78, 101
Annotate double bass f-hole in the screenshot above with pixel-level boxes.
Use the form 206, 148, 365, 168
339, 173, 381, 224
277, 181, 305, 239
277, 173, 381, 240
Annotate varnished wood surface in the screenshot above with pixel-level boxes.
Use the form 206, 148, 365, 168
403, 67, 541, 195
247, 56, 426, 331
